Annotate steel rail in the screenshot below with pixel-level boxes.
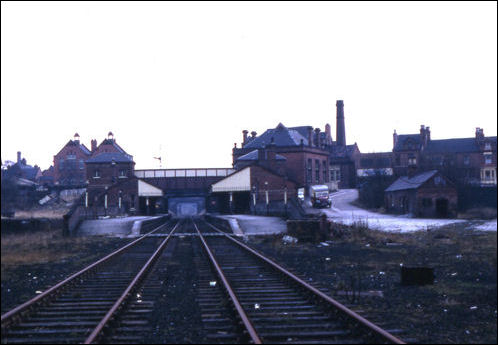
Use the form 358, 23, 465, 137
1, 217, 171, 327
193, 219, 262, 344
84, 219, 182, 344
203, 220, 406, 345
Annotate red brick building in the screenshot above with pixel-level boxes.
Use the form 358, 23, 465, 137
211, 164, 298, 214
232, 123, 332, 195
85, 150, 138, 216
52, 132, 133, 187
232, 100, 361, 191
385, 170, 458, 218
53, 133, 92, 186
393, 126, 497, 186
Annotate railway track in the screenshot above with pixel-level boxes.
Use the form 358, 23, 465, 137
2, 216, 406, 344
193, 218, 405, 344
1, 218, 179, 344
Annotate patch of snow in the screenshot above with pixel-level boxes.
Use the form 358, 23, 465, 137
472, 220, 497, 232
324, 189, 466, 233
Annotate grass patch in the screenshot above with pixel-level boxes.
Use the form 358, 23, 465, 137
1, 228, 112, 267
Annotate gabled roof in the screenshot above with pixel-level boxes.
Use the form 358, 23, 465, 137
98, 139, 127, 154
385, 170, 438, 192
55, 140, 92, 157
424, 138, 480, 154
86, 152, 134, 164
236, 149, 287, 161
393, 134, 422, 152
244, 123, 309, 148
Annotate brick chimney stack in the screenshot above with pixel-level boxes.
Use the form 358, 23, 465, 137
393, 130, 398, 149
336, 100, 346, 146
251, 131, 257, 138
325, 123, 332, 144
314, 128, 321, 147
242, 130, 248, 146
91, 139, 97, 152
308, 126, 313, 147
17, 151, 21, 164
475, 127, 484, 142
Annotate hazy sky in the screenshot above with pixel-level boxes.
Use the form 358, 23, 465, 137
1, 1, 497, 170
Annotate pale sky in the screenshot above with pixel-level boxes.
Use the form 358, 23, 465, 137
1, 1, 497, 170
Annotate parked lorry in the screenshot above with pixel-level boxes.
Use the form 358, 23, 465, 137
310, 185, 332, 208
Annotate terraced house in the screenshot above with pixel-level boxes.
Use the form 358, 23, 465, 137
393, 126, 497, 187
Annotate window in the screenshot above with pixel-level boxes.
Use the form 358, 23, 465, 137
306, 159, 312, 183
93, 170, 100, 178
463, 156, 470, 166
119, 169, 127, 178
67, 154, 76, 160
408, 156, 417, 166
79, 159, 84, 170
485, 143, 491, 151
59, 159, 64, 170
395, 155, 400, 166
484, 154, 492, 164
323, 160, 328, 182
315, 160, 320, 183
330, 166, 340, 182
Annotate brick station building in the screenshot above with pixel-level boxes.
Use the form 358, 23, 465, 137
211, 164, 298, 215
232, 100, 362, 197
385, 170, 458, 218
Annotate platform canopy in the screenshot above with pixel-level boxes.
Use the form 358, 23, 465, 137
211, 167, 251, 193
138, 179, 163, 197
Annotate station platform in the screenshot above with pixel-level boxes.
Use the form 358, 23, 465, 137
217, 215, 287, 235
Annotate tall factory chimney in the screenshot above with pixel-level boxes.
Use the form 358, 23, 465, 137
336, 100, 346, 146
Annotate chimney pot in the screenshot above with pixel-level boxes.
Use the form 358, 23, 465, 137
251, 131, 257, 138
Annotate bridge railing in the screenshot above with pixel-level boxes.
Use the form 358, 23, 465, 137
135, 168, 235, 179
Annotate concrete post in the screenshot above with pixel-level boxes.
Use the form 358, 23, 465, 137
265, 190, 269, 216
284, 188, 288, 218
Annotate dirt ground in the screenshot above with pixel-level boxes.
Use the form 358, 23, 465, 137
246, 222, 497, 344
1, 228, 130, 313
